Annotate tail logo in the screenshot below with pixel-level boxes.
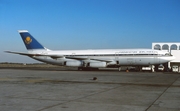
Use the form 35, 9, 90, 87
24, 36, 32, 44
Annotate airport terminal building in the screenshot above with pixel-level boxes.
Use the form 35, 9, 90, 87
152, 43, 180, 72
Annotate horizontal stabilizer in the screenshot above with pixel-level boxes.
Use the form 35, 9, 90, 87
5, 51, 44, 57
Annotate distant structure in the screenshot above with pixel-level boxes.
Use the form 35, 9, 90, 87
152, 43, 180, 72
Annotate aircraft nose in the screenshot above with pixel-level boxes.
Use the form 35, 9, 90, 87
167, 55, 176, 61
171, 56, 176, 61
159, 56, 176, 63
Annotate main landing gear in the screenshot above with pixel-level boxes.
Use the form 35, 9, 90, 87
118, 67, 121, 71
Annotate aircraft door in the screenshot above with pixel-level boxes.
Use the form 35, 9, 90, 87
115, 52, 119, 64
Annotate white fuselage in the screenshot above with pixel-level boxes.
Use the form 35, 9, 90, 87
6, 30, 175, 71
29, 49, 175, 68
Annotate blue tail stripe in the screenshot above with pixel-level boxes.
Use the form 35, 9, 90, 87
19, 32, 44, 49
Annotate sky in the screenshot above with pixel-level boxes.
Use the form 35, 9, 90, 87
0, 0, 180, 63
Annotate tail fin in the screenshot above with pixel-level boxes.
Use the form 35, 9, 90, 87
18, 30, 45, 50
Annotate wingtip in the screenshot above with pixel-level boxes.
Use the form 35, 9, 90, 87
4, 51, 10, 53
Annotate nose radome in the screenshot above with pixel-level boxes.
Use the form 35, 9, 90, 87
171, 56, 176, 61
168, 56, 176, 61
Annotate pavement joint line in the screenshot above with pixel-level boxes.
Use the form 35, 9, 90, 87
144, 76, 180, 111
1, 78, 179, 87
37, 84, 123, 111
4, 96, 65, 102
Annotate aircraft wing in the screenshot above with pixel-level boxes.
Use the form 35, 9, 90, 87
66, 56, 113, 62
5, 51, 64, 58
90, 58, 113, 62
66, 56, 88, 60
5, 51, 113, 62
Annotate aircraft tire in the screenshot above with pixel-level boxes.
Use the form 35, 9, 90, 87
118, 67, 121, 71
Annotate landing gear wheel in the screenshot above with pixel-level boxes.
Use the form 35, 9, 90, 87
151, 65, 155, 72
118, 67, 121, 71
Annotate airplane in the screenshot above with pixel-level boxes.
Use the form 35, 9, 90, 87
5, 30, 175, 72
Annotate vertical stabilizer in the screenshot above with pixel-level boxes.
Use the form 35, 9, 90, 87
18, 30, 45, 50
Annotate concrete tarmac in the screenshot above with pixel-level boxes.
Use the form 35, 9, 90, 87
0, 68, 180, 111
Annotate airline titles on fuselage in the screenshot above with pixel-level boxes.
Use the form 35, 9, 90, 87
118, 50, 157, 54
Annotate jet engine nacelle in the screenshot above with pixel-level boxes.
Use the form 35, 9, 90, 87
88, 62, 107, 68
65, 61, 83, 67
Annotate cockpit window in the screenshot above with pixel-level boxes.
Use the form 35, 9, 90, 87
165, 53, 170, 56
